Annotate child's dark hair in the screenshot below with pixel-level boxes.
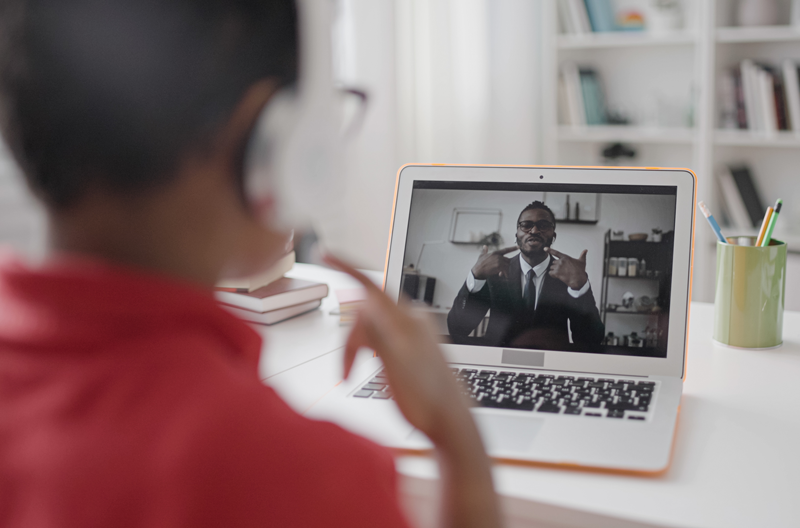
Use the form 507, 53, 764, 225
0, 0, 298, 208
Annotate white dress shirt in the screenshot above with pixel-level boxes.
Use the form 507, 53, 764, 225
466, 254, 590, 310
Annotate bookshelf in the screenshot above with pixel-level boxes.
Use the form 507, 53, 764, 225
716, 25, 800, 43
557, 125, 697, 144
557, 30, 696, 49
542, 0, 800, 308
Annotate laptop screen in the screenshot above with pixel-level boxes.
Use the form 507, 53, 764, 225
401, 181, 677, 359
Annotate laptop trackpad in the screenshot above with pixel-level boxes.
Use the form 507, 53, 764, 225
475, 414, 543, 454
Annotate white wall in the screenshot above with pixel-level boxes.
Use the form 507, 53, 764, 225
403, 188, 676, 314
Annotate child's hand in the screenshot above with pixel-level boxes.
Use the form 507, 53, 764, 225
323, 254, 465, 442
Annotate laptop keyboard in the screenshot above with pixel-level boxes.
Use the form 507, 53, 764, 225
353, 368, 656, 420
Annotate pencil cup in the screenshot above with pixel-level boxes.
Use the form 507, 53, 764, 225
713, 236, 786, 349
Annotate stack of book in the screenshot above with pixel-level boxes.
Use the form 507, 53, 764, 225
560, 63, 608, 126
717, 164, 767, 230
215, 251, 329, 325
558, 0, 617, 35
335, 288, 366, 325
719, 60, 800, 133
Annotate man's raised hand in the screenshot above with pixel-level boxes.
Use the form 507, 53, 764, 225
471, 245, 518, 280
545, 247, 589, 290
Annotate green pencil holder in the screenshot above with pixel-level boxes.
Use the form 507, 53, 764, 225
713, 236, 786, 349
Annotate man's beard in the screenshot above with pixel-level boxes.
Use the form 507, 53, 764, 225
516, 232, 552, 256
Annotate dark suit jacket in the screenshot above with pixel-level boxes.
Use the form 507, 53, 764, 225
447, 256, 604, 352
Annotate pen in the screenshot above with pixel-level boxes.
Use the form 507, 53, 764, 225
759, 199, 782, 247
755, 206, 774, 247
697, 201, 726, 243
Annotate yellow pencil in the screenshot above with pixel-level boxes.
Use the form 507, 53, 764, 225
755, 207, 774, 246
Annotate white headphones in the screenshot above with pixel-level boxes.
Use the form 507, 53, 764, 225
244, 0, 348, 231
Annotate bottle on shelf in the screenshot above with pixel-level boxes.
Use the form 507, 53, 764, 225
645, 326, 658, 348
628, 258, 638, 277
608, 257, 618, 276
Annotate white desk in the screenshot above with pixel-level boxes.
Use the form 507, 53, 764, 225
259, 264, 800, 528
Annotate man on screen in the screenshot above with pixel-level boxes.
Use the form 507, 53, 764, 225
447, 201, 604, 351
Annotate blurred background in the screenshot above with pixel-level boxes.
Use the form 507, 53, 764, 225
2, 0, 799, 307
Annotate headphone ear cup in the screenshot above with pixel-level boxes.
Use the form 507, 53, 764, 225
243, 0, 345, 231
243, 88, 299, 222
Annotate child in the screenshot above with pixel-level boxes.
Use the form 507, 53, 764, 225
0, 1, 500, 526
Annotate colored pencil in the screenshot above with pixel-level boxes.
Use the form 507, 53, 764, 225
760, 199, 782, 247
755, 207, 774, 246
697, 201, 726, 243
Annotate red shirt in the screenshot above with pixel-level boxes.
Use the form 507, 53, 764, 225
0, 253, 410, 528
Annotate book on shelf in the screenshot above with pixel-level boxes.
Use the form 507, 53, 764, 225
215, 251, 295, 293
558, 0, 616, 35
561, 62, 587, 126
721, 60, 800, 132
221, 299, 322, 326
782, 59, 800, 133
583, 0, 616, 33
567, 0, 592, 35
215, 277, 329, 314
560, 64, 606, 126
580, 69, 607, 125
717, 165, 766, 230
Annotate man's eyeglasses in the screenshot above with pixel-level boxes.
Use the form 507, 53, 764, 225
518, 220, 555, 232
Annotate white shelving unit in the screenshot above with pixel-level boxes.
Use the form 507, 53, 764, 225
557, 125, 697, 145
557, 30, 696, 49
716, 25, 800, 43
542, 0, 800, 307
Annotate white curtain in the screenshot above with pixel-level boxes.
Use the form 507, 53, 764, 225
396, 0, 542, 165
324, 0, 543, 269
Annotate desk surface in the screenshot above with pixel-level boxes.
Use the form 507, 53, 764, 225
260, 264, 800, 528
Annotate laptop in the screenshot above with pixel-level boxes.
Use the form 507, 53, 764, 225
308, 164, 696, 474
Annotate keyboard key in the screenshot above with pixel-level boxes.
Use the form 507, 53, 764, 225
537, 402, 561, 413
585, 412, 602, 417
628, 415, 645, 420
363, 383, 385, 391
564, 406, 582, 415
373, 392, 392, 400
607, 409, 625, 418
354, 390, 373, 398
